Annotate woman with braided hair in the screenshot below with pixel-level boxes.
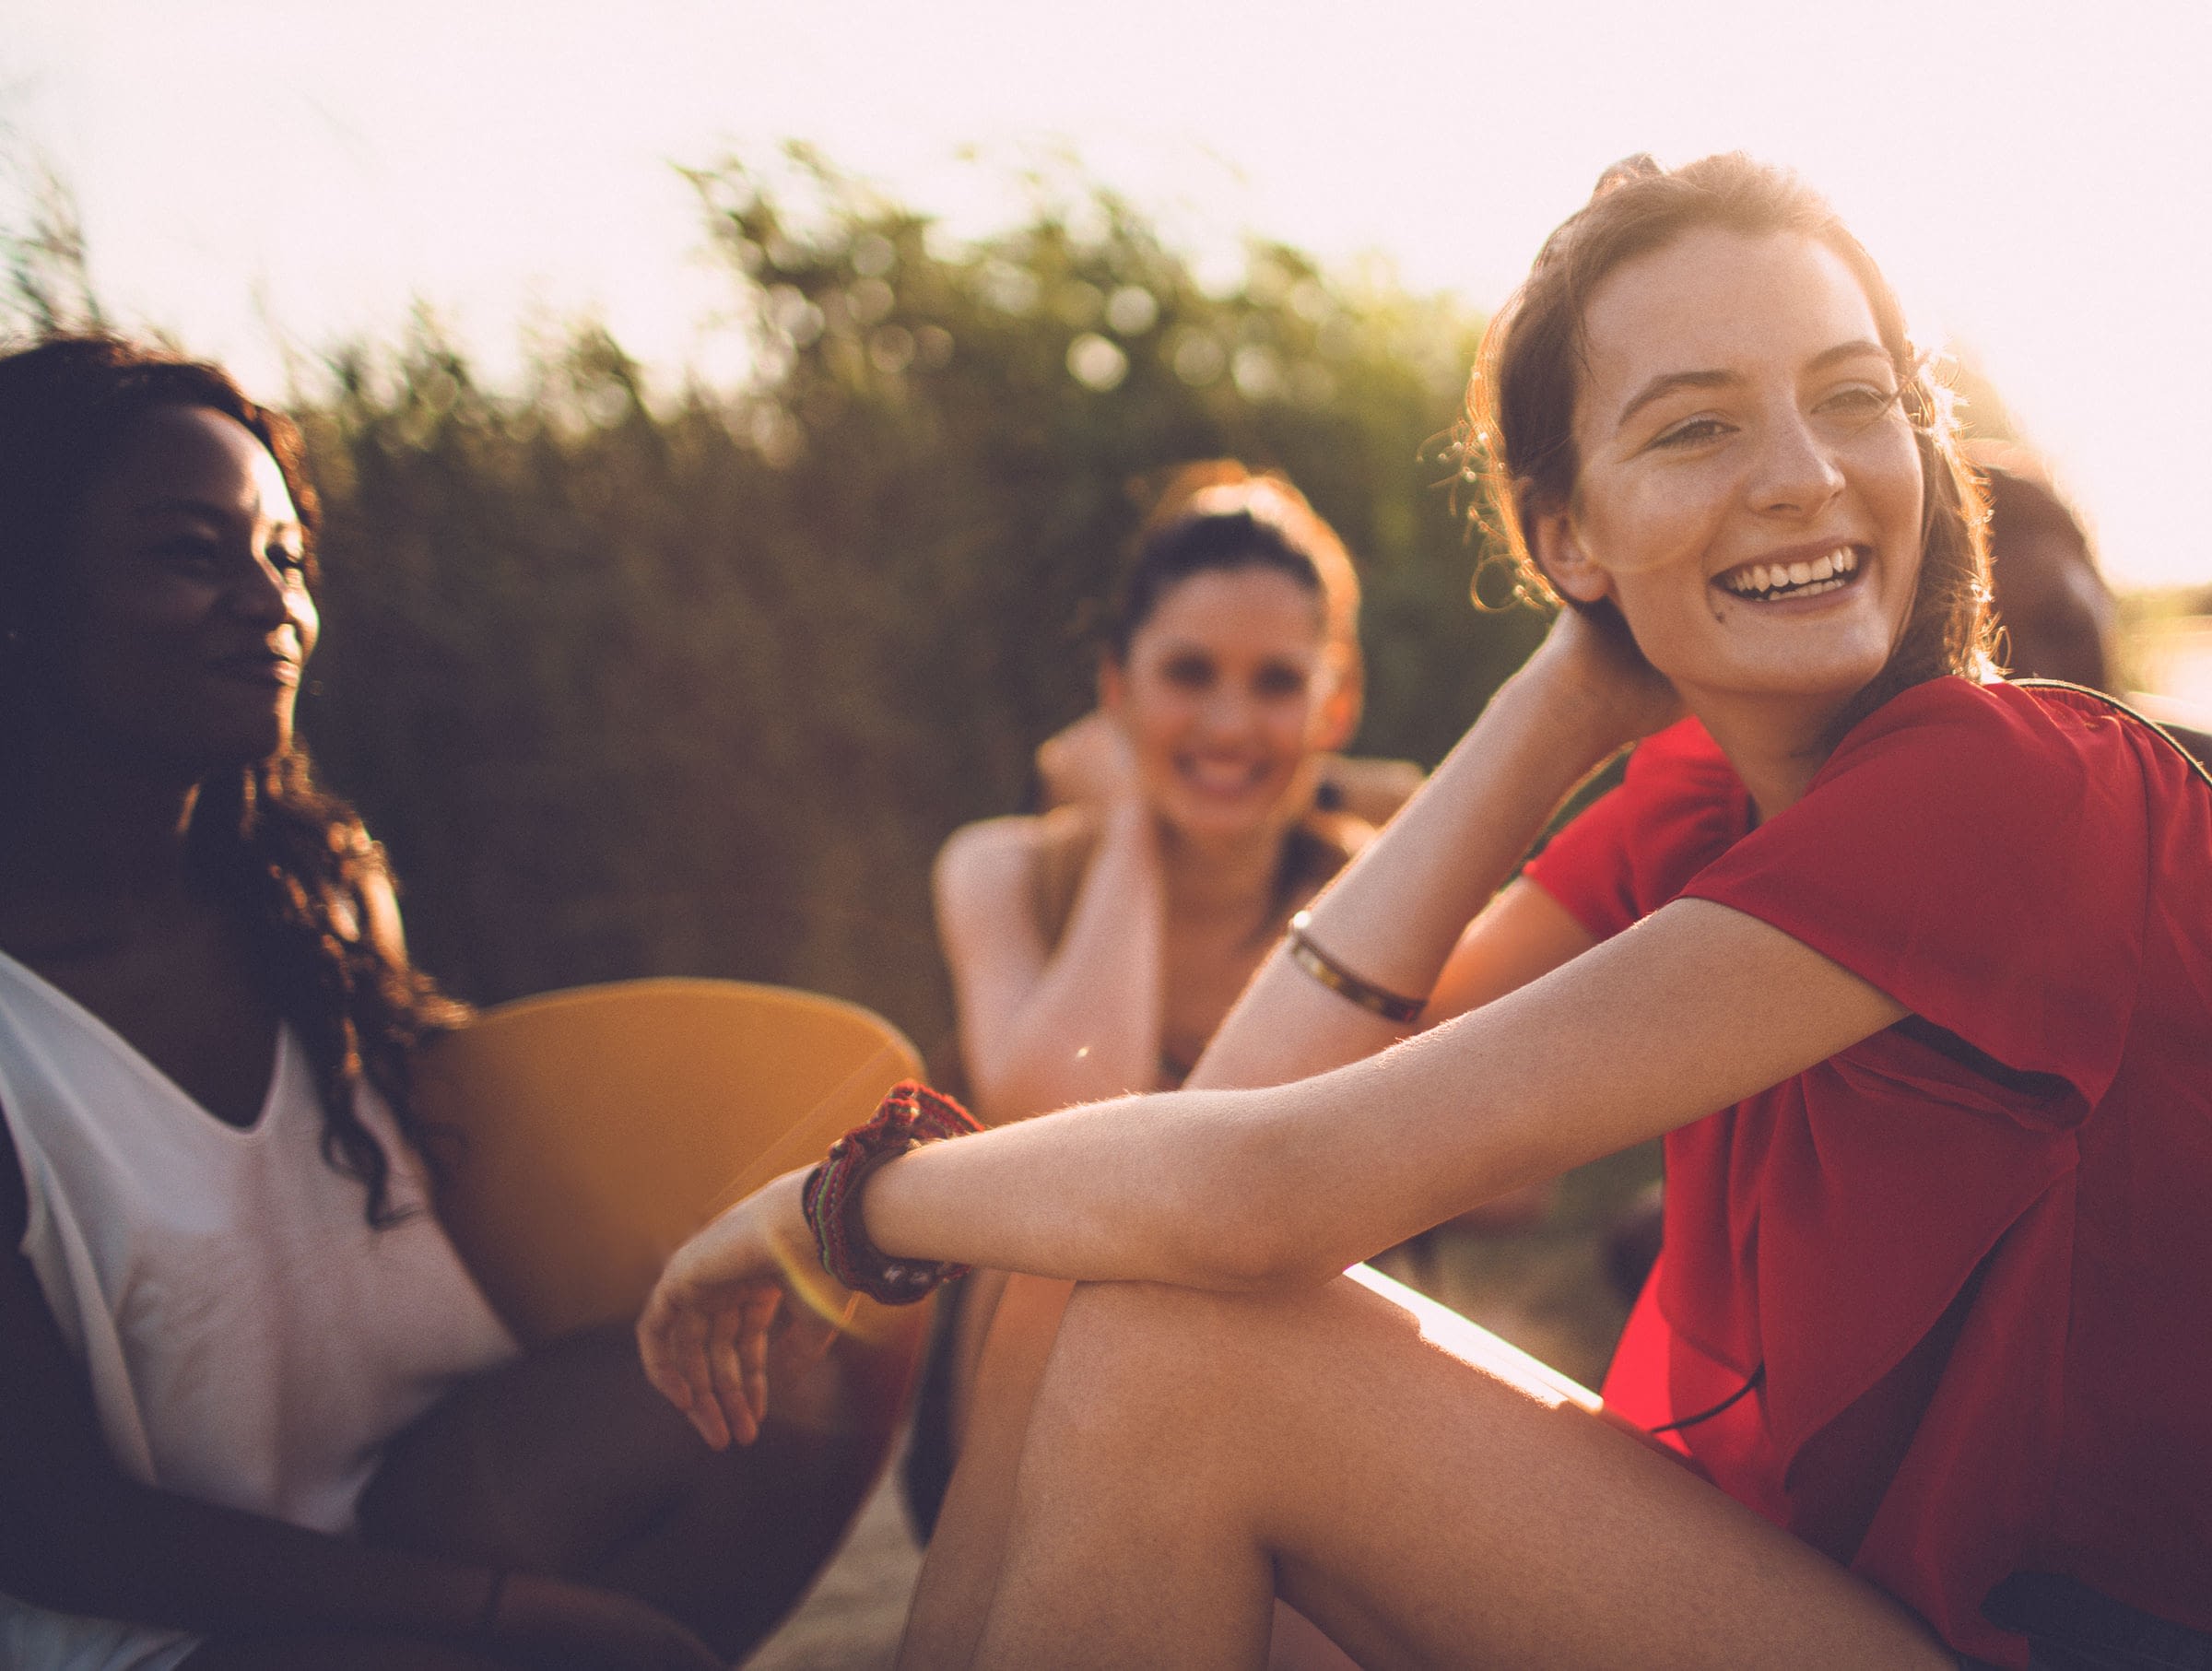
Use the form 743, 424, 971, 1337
0, 335, 877, 1669
643, 155, 2212, 1669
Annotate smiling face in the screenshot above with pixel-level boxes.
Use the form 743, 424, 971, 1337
53, 404, 318, 774
1102, 564, 1347, 845
1533, 229, 1926, 732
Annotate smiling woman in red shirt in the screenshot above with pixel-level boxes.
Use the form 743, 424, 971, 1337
642, 156, 2212, 1671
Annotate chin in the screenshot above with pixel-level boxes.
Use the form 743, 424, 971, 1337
1160, 793, 1287, 846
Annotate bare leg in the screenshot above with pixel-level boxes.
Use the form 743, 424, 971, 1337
947, 1277, 1952, 1671
909, 1269, 1358, 1671
900, 1274, 1076, 1665
361, 1315, 918, 1661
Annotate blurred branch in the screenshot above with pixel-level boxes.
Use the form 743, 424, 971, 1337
0, 151, 108, 336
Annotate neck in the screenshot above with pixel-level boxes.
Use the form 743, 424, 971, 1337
1156, 817, 1291, 920
0, 739, 210, 946
1686, 688, 1850, 823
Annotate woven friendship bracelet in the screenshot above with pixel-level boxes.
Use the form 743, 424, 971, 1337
801, 1079, 983, 1305
1284, 910, 1428, 1025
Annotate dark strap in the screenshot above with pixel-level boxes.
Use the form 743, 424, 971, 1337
1984, 1572, 2212, 1669
2013, 678, 2212, 794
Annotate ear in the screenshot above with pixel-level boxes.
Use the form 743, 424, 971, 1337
1097, 655, 1127, 718
1527, 497, 1615, 607
1312, 644, 1361, 753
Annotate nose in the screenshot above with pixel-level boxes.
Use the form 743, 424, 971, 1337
1196, 682, 1260, 739
225, 547, 297, 630
1746, 406, 1845, 518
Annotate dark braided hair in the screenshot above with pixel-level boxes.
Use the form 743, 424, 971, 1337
0, 334, 465, 1227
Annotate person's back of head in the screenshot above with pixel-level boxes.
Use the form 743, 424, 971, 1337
1969, 444, 2116, 691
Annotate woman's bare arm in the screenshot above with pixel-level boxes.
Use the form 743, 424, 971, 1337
871, 899, 1902, 1288
1190, 617, 1662, 1091
641, 897, 1903, 1445
935, 804, 1165, 1120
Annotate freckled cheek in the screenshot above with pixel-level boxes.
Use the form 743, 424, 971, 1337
1851, 425, 1924, 521
1581, 484, 1716, 581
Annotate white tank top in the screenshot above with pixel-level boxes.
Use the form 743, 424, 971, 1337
0, 947, 517, 1669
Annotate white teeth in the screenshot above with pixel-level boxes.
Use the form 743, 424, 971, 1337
1720, 546, 1862, 597
1186, 759, 1261, 791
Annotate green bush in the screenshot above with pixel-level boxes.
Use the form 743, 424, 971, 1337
79, 151, 1552, 1046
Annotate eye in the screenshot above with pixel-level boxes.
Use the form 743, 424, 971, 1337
1650, 415, 1734, 451
151, 535, 223, 570
1159, 653, 1215, 690
1252, 662, 1311, 700
265, 541, 310, 577
1817, 382, 1899, 420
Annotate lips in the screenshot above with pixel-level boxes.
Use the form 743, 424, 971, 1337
1177, 754, 1270, 796
1714, 544, 1863, 602
208, 652, 301, 687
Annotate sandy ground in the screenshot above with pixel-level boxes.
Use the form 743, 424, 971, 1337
740, 1144, 1658, 1668
744, 1462, 919, 1671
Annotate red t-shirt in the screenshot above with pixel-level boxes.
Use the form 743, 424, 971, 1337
1524, 677, 2212, 1667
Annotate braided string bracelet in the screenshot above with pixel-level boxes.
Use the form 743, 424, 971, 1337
1284, 910, 1428, 1025
801, 1079, 983, 1305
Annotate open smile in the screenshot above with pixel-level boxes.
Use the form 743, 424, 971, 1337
1177, 754, 1271, 796
1713, 545, 1863, 603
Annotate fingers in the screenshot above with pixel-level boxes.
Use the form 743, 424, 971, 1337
704, 1288, 763, 1448
637, 1259, 736, 1450
739, 1286, 782, 1437
635, 1280, 689, 1414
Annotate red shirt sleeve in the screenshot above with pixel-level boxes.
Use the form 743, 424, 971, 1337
1523, 717, 1751, 940
1680, 678, 2150, 1115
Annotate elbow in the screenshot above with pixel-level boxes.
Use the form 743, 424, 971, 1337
1160, 1111, 1345, 1293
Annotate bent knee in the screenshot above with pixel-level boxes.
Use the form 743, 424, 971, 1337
1042, 1278, 1395, 1429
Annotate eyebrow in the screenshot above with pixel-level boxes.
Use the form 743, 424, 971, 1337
1613, 338, 1891, 433
131, 496, 300, 529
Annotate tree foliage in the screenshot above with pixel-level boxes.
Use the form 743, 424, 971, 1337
21, 149, 1549, 1044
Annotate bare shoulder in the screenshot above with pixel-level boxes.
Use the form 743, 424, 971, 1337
935, 814, 1051, 942
940, 806, 1098, 888
935, 806, 1102, 955
935, 814, 1045, 900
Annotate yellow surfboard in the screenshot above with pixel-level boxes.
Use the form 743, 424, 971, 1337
416, 977, 926, 1350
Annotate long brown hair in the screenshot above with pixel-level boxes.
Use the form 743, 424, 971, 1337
1463, 154, 1996, 742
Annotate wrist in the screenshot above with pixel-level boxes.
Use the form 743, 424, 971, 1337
803, 1081, 982, 1303
1490, 655, 1638, 779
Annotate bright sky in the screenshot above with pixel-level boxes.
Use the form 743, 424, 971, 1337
6, 0, 2209, 596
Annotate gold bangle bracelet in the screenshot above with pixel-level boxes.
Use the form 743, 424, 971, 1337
1284, 910, 1428, 1025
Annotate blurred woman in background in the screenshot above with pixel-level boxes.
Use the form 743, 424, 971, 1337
905, 465, 1379, 1539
